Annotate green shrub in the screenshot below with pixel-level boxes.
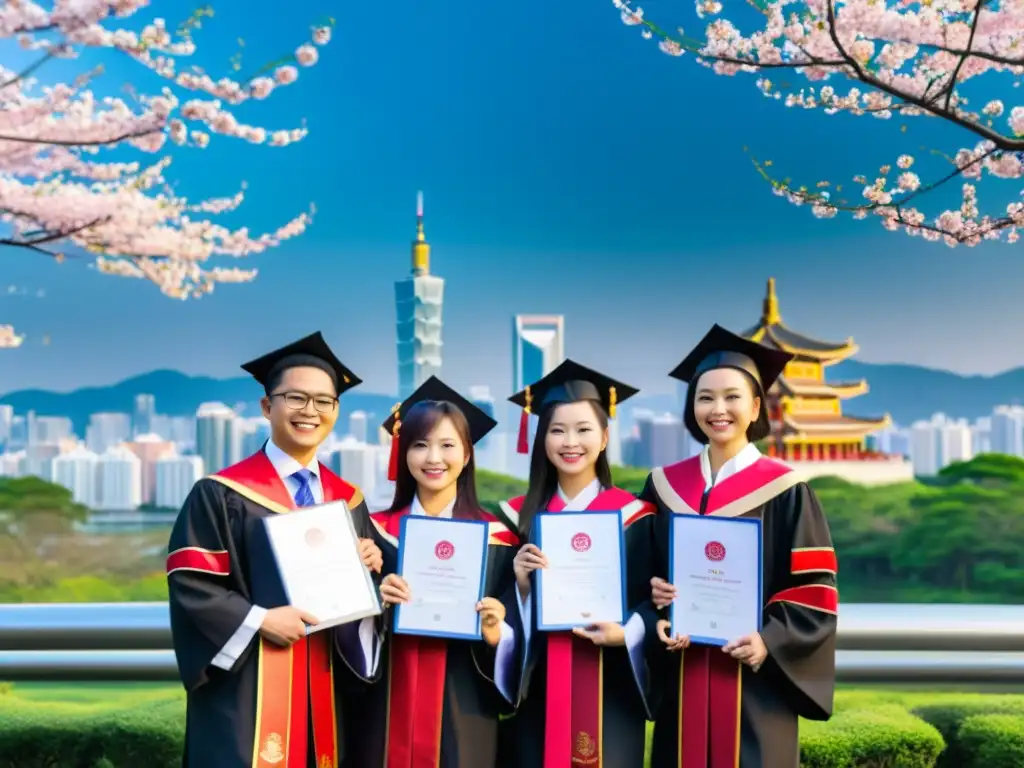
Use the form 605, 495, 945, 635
0, 697, 185, 768
958, 713, 1024, 767
799, 704, 944, 768
912, 696, 1024, 767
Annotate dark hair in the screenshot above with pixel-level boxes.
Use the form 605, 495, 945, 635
384, 400, 484, 520
264, 354, 338, 397
683, 367, 770, 445
518, 390, 613, 539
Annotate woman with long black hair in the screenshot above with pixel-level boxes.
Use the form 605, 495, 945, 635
349, 375, 520, 768
496, 359, 660, 768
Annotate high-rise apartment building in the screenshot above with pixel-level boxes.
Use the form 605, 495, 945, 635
395, 192, 444, 400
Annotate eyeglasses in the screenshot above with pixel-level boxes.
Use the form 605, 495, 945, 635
270, 392, 338, 413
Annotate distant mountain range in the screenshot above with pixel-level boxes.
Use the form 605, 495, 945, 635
0, 360, 1021, 436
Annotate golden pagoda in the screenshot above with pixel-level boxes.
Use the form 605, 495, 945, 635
742, 278, 890, 461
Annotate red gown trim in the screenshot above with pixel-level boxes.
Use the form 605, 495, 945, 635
166, 546, 230, 576
791, 547, 838, 575
528, 486, 640, 768
768, 584, 839, 615
210, 450, 357, 768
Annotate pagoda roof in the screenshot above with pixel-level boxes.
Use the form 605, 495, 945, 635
744, 278, 858, 362
781, 412, 890, 437
777, 376, 869, 399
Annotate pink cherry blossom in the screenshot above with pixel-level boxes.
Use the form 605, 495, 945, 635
0, 1, 335, 299
612, 0, 1024, 246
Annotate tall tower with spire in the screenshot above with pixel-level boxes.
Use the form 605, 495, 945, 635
394, 192, 444, 399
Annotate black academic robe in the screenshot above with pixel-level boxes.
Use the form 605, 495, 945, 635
166, 450, 380, 768
342, 506, 518, 768
494, 487, 661, 768
641, 454, 838, 768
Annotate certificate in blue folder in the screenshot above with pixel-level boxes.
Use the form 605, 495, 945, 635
669, 514, 763, 647
534, 510, 627, 631
393, 516, 490, 641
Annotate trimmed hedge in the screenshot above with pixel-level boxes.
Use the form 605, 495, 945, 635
1, 686, 1024, 767
911, 696, 1024, 768
799, 704, 944, 768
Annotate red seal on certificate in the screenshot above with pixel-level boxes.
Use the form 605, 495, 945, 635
705, 541, 726, 561
304, 527, 326, 548
434, 540, 455, 560
571, 532, 592, 552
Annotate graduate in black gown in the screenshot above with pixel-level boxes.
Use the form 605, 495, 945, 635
166, 332, 385, 768
642, 324, 838, 768
349, 376, 520, 768
495, 360, 661, 768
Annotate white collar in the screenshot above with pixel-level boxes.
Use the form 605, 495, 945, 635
265, 438, 321, 481
557, 476, 603, 511
700, 443, 761, 491
411, 493, 456, 519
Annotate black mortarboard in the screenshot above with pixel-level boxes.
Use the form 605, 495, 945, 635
507, 359, 640, 454
669, 324, 792, 394
382, 376, 498, 446
240, 331, 362, 396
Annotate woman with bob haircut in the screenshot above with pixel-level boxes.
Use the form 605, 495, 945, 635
350, 376, 520, 768
641, 324, 838, 768
496, 359, 661, 768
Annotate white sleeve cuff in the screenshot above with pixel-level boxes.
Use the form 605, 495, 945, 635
494, 621, 516, 703
359, 616, 382, 676
211, 604, 266, 671
517, 590, 532, 646
623, 611, 652, 718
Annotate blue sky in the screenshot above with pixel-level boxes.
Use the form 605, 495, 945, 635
0, 0, 1021, 399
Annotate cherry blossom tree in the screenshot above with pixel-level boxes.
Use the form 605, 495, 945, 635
0, 2, 333, 299
612, 0, 1023, 246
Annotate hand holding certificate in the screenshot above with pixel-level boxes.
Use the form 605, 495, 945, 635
263, 500, 382, 635
669, 515, 763, 647
392, 516, 489, 640
535, 511, 626, 631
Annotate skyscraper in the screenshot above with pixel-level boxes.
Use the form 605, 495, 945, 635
512, 314, 565, 391
395, 192, 444, 399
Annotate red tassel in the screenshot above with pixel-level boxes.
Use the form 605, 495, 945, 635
517, 385, 533, 455
387, 401, 402, 482
517, 409, 530, 454
387, 431, 400, 481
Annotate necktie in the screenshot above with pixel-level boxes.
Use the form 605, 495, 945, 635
290, 468, 316, 507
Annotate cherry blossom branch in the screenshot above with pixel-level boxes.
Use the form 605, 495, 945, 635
0, 1, 338, 296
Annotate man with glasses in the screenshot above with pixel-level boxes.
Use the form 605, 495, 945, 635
166, 331, 385, 768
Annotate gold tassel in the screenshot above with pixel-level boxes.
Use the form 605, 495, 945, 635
609, 386, 617, 419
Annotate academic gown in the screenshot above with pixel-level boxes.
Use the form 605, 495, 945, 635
343, 500, 519, 768
642, 445, 838, 768
166, 450, 380, 768
494, 483, 660, 768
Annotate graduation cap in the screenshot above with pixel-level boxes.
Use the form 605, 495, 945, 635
240, 331, 362, 396
668, 323, 793, 394
508, 359, 640, 454
382, 376, 498, 481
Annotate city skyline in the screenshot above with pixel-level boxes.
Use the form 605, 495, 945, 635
1, 0, 1022, 401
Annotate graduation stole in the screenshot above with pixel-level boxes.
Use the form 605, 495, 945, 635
516, 488, 653, 768
369, 508, 517, 768
210, 451, 364, 768
650, 455, 828, 768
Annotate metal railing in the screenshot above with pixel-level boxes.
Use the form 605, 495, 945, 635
1, 602, 1023, 684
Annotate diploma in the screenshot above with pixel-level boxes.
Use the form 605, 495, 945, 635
393, 516, 489, 640
669, 514, 763, 646
263, 500, 382, 634
535, 511, 626, 631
